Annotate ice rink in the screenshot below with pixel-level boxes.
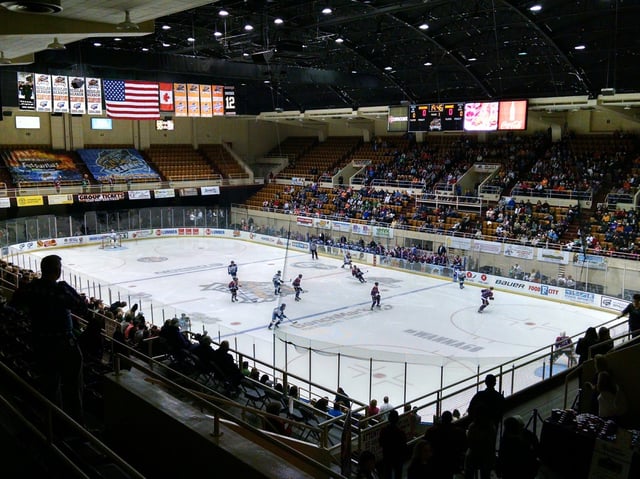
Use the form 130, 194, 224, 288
21, 237, 615, 412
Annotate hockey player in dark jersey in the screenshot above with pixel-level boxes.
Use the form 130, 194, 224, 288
268, 303, 287, 329
370, 282, 381, 310
353, 265, 366, 283
292, 274, 303, 301
228, 277, 239, 302
227, 260, 238, 278
478, 287, 494, 313
273, 270, 283, 295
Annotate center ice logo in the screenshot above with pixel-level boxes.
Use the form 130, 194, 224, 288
199, 281, 295, 303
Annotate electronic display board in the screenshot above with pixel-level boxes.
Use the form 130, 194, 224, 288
463, 102, 499, 131
408, 103, 464, 132
387, 105, 408, 132
498, 100, 528, 130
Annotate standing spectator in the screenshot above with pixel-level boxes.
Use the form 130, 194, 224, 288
379, 395, 394, 419
614, 293, 640, 338
10, 254, 87, 423
591, 326, 614, 356
379, 410, 407, 479
357, 450, 380, 479
497, 416, 539, 479
310, 240, 318, 260
424, 410, 467, 478
595, 370, 628, 421
576, 327, 599, 364
464, 406, 496, 479
468, 374, 505, 429
407, 439, 435, 479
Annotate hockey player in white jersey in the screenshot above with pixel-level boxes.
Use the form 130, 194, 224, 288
268, 303, 287, 329
228, 260, 238, 278
273, 270, 283, 295
342, 251, 352, 268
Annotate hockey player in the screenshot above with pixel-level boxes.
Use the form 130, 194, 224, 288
353, 265, 366, 283
310, 241, 318, 260
228, 277, 239, 302
370, 282, 381, 310
109, 229, 119, 248
268, 303, 287, 329
342, 251, 352, 268
292, 274, 303, 301
272, 270, 283, 295
228, 260, 238, 278
478, 287, 494, 313
457, 269, 466, 289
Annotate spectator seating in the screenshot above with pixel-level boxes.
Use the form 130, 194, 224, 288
200, 144, 248, 179
145, 144, 221, 181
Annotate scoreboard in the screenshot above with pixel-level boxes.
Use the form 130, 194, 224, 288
408, 103, 464, 132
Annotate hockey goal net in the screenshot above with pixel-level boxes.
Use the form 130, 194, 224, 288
100, 234, 122, 249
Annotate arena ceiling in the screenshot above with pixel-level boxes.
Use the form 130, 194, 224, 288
1, 0, 639, 114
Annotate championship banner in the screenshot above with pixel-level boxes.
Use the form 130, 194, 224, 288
223, 85, 236, 115
86, 77, 103, 115
159, 82, 174, 112
47, 194, 74, 205
17, 72, 35, 110
212, 85, 224, 116
199, 84, 212, 117
17, 195, 44, 207
174, 83, 187, 117
68, 77, 87, 114
52, 75, 70, 113
187, 83, 201, 117
35, 74, 52, 112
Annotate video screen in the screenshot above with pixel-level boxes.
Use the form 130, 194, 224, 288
387, 105, 409, 132
463, 102, 499, 131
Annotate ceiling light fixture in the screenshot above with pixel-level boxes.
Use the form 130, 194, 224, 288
0, 1, 62, 14
419, 23, 429, 30
219, 9, 229, 17
214, 30, 223, 38
0, 51, 12, 65
46, 37, 65, 50
322, 6, 332, 15
623, 105, 631, 110
244, 24, 254, 31
274, 17, 283, 25
93, 42, 102, 47
468, 57, 477, 61
113, 37, 122, 42
162, 24, 171, 30
529, 5, 542, 12
187, 37, 195, 42
384, 66, 392, 71
335, 37, 344, 44
141, 47, 149, 52
518, 51, 527, 56
162, 42, 170, 47
574, 44, 585, 50
116, 10, 139, 31
424, 61, 432, 66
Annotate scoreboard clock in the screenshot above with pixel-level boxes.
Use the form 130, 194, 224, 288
408, 103, 464, 132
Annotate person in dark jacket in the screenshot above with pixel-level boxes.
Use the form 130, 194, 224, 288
378, 410, 407, 479
576, 327, 598, 364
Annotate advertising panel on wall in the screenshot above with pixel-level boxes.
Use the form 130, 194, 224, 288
0, 198, 11, 208
352, 223, 371, 236
47, 194, 74, 205
296, 216, 313, 226
373, 225, 393, 238
313, 218, 332, 230
17, 195, 44, 207
472, 239, 503, 254
448, 236, 472, 251
154, 189, 175, 199
573, 253, 607, 270
77, 192, 126, 203
332, 221, 351, 232
504, 244, 535, 260
128, 190, 151, 200
201, 186, 220, 195
537, 248, 569, 264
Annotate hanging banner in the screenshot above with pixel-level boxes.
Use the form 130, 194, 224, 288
223, 85, 236, 115
174, 83, 187, 117
17, 72, 35, 110
68, 77, 87, 114
52, 75, 69, 113
35, 74, 52, 112
199, 84, 212, 117
85, 77, 103, 115
212, 85, 224, 116
187, 83, 201, 117
159, 82, 174, 111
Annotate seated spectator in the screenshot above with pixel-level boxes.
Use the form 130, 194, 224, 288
365, 398, 379, 418
595, 371, 628, 421
591, 327, 614, 357
576, 327, 599, 364
263, 401, 291, 436
213, 340, 243, 391
334, 386, 352, 410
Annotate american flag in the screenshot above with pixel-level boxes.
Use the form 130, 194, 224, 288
103, 80, 159, 120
